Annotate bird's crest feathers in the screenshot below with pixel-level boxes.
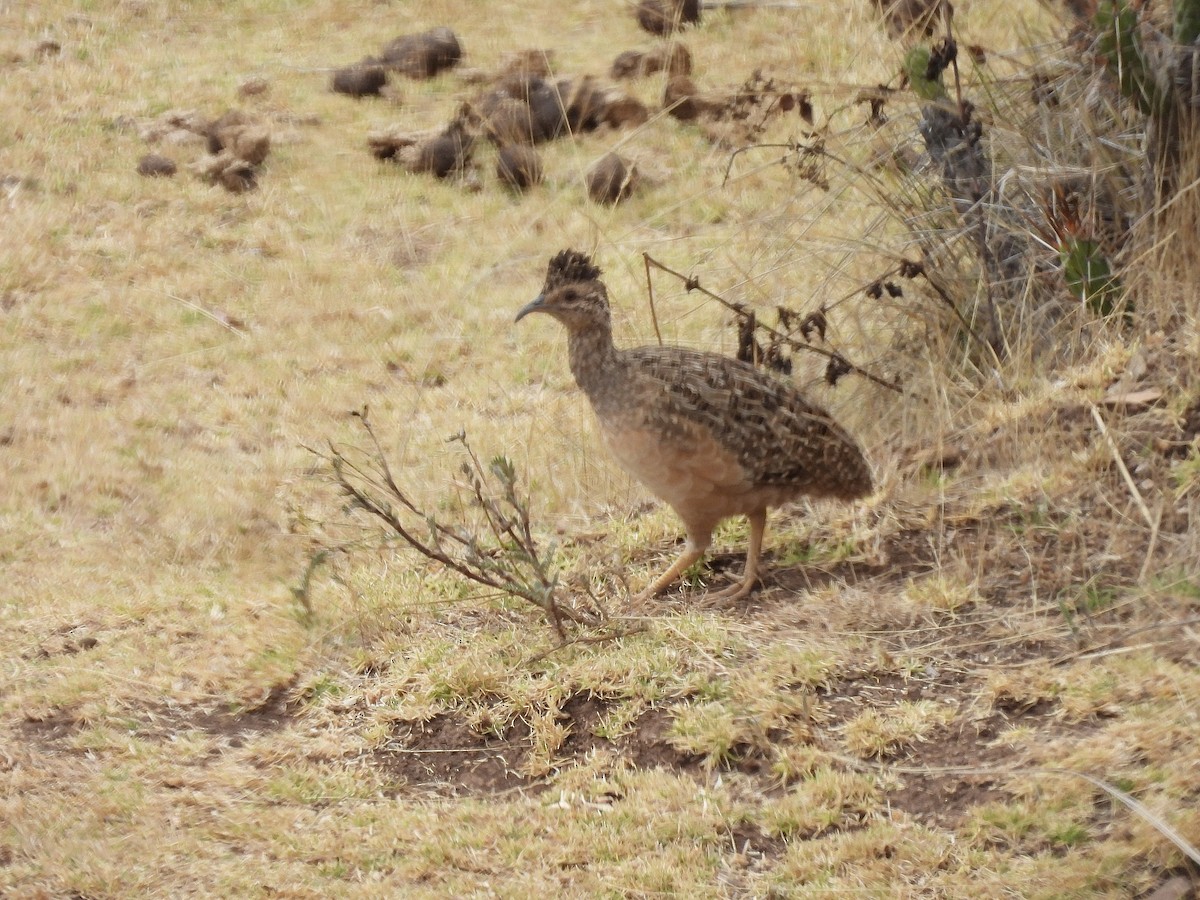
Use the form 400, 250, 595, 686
544, 249, 601, 293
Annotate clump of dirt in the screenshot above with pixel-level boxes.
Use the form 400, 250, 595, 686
374, 697, 708, 798
495, 48, 555, 82
664, 74, 712, 121
476, 75, 567, 145
171, 680, 298, 748
192, 152, 257, 192
379, 714, 537, 795
138, 108, 209, 147
414, 119, 475, 178
238, 75, 269, 97
664, 69, 813, 144
474, 73, 647, 146
136, 107, 270, 192
19, 679, 299, 754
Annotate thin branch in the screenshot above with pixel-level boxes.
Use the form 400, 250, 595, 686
642, 253, 905, 395
642, 252, 664, 346
311, 412, 619, 639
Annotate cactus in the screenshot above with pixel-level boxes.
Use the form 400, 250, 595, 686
903, 46, 948, 102
1060, 237, 1123, 316
1094, 0, 1165, 115
1176, 0, 1200, 44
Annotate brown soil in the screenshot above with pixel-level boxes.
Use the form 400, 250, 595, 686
379, 714, 537, 795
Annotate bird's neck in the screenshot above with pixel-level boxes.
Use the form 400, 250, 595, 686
566, 322, 623, 401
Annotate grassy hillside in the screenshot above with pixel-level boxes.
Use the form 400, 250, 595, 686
2, 0, 1198, 895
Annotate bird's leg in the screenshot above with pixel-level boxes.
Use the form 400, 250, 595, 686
701, 509, 766, 605
633, 531, 711, 602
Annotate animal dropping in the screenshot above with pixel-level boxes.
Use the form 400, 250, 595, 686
496, 144, 543, 191
587, 153, 636, 205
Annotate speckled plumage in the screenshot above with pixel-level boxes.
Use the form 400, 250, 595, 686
516, 249, 872, 603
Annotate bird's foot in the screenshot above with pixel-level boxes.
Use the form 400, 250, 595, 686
695, 576, 757, 608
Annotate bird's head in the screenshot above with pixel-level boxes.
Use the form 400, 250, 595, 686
515, 249, 610, 333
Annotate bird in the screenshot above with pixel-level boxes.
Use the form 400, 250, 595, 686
515, 249, 873, 605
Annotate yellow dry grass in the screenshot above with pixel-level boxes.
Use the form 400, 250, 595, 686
3, 0, 1199, 896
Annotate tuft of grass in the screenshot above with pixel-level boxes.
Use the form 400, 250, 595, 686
842, 700, 958, 759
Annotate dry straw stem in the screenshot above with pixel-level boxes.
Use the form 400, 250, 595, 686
1089, 403, 1155, 529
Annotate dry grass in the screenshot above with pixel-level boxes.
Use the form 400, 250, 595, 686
3, 0, 1199, 896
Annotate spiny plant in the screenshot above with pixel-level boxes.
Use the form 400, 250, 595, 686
724, 1, 1200, 376
1092, 0, 1200, 195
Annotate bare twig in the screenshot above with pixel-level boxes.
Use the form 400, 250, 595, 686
306, 407, 616, 639
642, 253, 905, 395
642, 251, 663, 346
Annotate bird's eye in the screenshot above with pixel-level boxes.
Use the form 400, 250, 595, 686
562, 288, 576, 302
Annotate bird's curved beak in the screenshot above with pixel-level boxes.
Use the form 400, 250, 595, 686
514, 294, 545, 323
